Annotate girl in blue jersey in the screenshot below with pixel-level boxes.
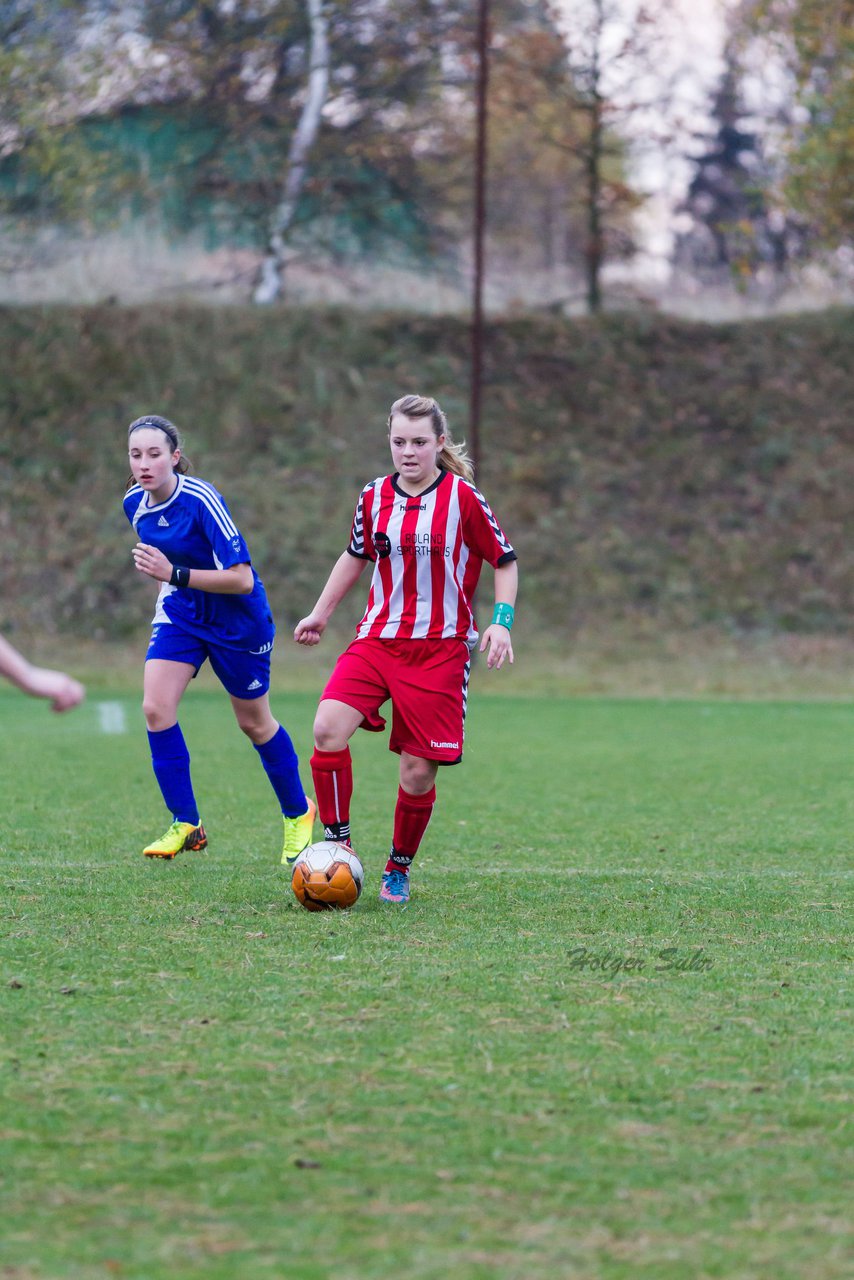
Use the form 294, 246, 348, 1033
124, 415, 315, 861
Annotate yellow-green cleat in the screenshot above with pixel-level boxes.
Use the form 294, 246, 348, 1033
281, 798, 317, 866
143, 820, 207, 859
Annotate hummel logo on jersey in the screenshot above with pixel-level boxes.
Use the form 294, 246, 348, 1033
247, 679, 263, 691
157, 515, 170, 527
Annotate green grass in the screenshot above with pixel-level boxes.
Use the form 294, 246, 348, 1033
1, 680, 851, 1279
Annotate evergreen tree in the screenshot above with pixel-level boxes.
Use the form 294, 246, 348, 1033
675, 36, 813, 287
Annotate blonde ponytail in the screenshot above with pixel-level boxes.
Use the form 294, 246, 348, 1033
437, 436, 474, 482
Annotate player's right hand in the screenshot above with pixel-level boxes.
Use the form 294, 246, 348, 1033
29, 668, 86, 712
293, 615, 325, 646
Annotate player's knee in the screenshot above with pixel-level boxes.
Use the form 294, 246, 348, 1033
235, 706, 274, 743
313, 709, 344, 751
142, 697, 173, 732
400, 754, 437, 794
235, 713, 257, 740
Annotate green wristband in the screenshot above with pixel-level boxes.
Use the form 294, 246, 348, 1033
492, 603, 515, 630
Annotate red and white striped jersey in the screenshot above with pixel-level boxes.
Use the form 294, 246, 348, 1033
347, 469, 516, 643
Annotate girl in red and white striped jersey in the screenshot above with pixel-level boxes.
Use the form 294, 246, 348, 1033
294, 395, 518, 903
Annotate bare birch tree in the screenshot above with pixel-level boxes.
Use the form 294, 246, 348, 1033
558, 0, 680, 312
253, 0, 329, 304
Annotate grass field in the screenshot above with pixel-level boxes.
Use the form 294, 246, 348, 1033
1, 674, 851, 1279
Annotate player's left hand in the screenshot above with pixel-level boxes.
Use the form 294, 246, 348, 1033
133, 542, 171, 583
480, 624, 514, 670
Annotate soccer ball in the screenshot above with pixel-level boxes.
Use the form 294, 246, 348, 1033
291, 841, 364, 912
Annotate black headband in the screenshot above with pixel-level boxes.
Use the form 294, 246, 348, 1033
128, 417, 179, 448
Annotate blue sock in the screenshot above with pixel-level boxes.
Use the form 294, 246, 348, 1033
147, 723, 199, 825
254, 725, 308, 818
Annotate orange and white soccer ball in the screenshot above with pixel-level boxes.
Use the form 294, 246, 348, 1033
291, 841, 364, 912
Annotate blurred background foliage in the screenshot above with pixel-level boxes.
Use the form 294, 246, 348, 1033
0, 0, 850, 308
0, 304, 850, 643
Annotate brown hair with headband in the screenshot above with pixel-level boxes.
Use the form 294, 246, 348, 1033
387, 395, 473, 482
126, 415, 190, 490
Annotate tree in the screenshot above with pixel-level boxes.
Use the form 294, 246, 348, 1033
0, 2, 108, 242
481, 0, 675, 312
485, 25, 606, 279
556, 0, 684, 312
0, 0, 643, 305
126, 0, 578, 288
424, 4, 644, 313
675, 46, 810, 286
733, 0, 854, 246
125, 0, 465, 278
253, 0, 329, 303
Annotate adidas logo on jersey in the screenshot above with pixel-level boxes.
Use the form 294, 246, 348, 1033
157, 515, 170, 527
247, 679, 262, 691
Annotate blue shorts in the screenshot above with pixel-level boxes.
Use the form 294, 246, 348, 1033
146, 624, 272, 700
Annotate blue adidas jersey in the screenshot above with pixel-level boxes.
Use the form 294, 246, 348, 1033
124, 474, 275, 651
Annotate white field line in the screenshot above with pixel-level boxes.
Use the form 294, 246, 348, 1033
471, 866, 854, 879
97, 701, 127, 735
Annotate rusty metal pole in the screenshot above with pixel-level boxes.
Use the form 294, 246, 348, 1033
470, 0, 489, 479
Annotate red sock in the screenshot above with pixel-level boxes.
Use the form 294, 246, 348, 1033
387, 785, 436, 873
310, 747, 353, 844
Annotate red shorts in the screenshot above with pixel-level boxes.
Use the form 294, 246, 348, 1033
321, 637, 471, 764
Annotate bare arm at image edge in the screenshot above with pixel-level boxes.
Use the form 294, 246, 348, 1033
0, 635, 85, 712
